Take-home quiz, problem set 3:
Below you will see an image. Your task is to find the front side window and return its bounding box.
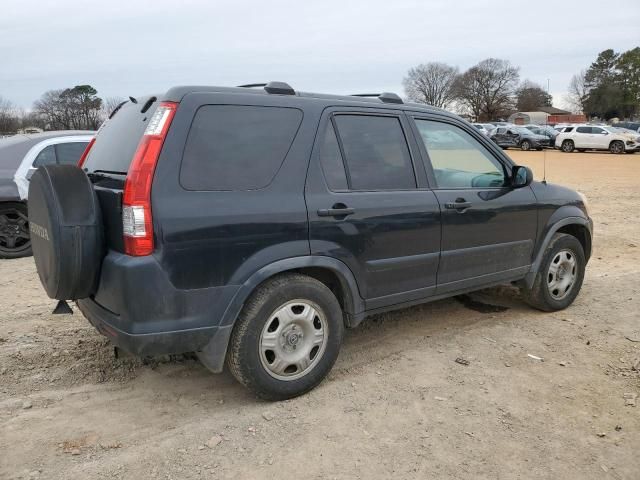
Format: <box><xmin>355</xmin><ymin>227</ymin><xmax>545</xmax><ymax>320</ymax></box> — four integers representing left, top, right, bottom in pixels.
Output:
<box><xmin>33</xmin><ymin>145</ymin><xmax>56</xmax><ymax>166</ymax></box>
<box><xmin>333</xmin><ymin>115</ymin><xmax>415</xmax><ymax>190</ymax></box>
<box><xmin>414</xmin><ymin>119</ymin><xmax>507</xmax><ymax>189</ymax></box>
<box><xmin>55</xmin><ymin>142</ymin><xmax>89</xmax><ymax>164</ymax></box>
<box><xmin>591</xmin><ymin>127</ymin><xmax>605</xmax><ymax>134</ymax></box>
<box><xmin>181</xmin><ymin>105</ymin><xmax>303</xmax><ymax>191</ymax></box>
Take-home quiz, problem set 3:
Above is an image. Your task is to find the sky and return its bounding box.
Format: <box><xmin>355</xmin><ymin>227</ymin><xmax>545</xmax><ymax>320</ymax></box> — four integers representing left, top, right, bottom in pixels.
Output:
<box><xmin>1</xmin><ymin>0</ymin><xmax>639</xmax><ymax>110</ymax></box>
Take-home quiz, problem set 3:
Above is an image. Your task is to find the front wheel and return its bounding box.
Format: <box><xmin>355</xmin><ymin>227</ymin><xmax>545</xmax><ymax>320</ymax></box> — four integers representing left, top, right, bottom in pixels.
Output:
<box><xmin>226</xmin><ymin>273</ymin><xmax>344</xmax><ymax>400</ymax></box>
<box><xmin>521</xmin><ymin>233</ymin><xmax>586</xmax><ymax>312</ymax></box>
<box><xmin>609</xmin><ymin>140</ymin><xmax>625</xmax><ymax>154</ymax></box>
<box><xmin>0</xmin><ymin>202</ymin><xmax>32</xmax><ymax>259</ymax></box>
<box><xmin>520</xmin><ymin>140</ymin><xmax>532</xmax><ymax>151</ymax></box>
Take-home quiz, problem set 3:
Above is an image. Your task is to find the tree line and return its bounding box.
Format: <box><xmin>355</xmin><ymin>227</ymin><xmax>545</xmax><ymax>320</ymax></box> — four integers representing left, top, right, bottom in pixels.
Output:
<box><xmin>566</xmin><ymin>47</ymin><xmax>640</xmax><ymax>120</ymax></box>
<box><xmin>0</xmin><ymin>86</ymin><xmax>123</xmax><ymax>134</ymax></box>
<box><xmin>404</xmin><ymin>47</ymin><xmax>639</xmax><ymax>121</ymax></box>
<box><xmin>403</xmin><ymin>59</ymin><xmax>550</xmax><ymax>121</ymax></box>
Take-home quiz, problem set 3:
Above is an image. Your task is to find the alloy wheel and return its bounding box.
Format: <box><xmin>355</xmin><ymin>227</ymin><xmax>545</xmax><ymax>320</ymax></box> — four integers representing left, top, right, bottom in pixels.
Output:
<box><xmin>0</xmin><ymin>209</ymin><xmax>30</xmax><ymax>254</ymax></box>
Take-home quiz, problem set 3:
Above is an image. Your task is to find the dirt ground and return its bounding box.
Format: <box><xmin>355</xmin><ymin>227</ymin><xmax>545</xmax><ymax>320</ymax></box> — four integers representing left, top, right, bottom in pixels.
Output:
<box><xmin>1</xmin><ymin>150</ymin><xmax>639</xmax><ymax>480</ymax></box>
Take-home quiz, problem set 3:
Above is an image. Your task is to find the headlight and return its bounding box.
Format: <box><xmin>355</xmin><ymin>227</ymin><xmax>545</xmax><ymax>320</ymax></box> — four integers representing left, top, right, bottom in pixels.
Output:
<box><xmin>577</xmin><ymin>191</ymin><xmax>589</xmax><ymax>213</ymax></box>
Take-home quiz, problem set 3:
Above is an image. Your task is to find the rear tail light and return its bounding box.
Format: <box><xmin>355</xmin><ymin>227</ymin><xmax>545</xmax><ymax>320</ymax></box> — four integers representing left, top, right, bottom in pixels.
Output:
<box><xmin>77</xmin><ymin>137</ymin><xmax>96</xmax><ymax>168</ymax></box>
<box><xmin>122</xmin><ymin>101</ymin><xmax>177</xmax><ymax>256</ymax></box>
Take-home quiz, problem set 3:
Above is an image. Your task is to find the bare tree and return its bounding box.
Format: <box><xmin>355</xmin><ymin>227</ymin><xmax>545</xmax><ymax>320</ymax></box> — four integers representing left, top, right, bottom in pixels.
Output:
<box><xmin>403</xmin><ymin>62</ymin><xmax>460</xmax><ymax>109</ymax></box>
<box><xmin>102</xmin><ymin>96</ymin><xmax>126</xmax><ymax>120</ymax></box>
<box><xmin>455</xmin><ymin>58</ymin><xmax>520</xmax><ymax>121</ymax></box>
<box><xmin>565</xmin><ymin>70</ymin><xmax>589</xmax><ymax>115</ymax></box>
<box><xmin>516</xmin><ymin>80</ymin><xmax>552</xmax><ymax>111</ymax></box>
<box><xmin>0</xmin><ymin>96</ymin><xmax>22</xmax><ymax>134</ymax></box>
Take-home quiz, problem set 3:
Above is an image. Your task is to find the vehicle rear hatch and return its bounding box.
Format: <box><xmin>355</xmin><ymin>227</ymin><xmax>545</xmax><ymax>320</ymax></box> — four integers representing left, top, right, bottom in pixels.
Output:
<box><xmin>82</xmin><ymin>96</ymin><xmax>159</xmax><ymax>252</ymax></box>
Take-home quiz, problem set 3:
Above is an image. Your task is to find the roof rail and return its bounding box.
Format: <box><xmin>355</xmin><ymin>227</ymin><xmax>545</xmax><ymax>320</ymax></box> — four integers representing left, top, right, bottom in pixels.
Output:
<box><xmin>237</xmin><ymin>81</ymin><xmax>296</xmax><ymax>96</ymax></box>
<box><xmin>350</xmin><ymin>92</ymin><xmax>404</xmax><ymax>104</ymax></box>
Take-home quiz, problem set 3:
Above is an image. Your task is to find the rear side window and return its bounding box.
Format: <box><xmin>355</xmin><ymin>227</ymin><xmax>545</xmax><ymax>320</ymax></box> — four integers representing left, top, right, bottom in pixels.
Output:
<box><xmin>564</xmin><ymin>127</ymin><xmax>574</xmax><ymax>132</ymax></box>
<box><xmin>576</xmin><ymin>126</ymin><xmax>591</xmax><ymax>133</ymax></box>
<box><xmin>333</xmin><ymin>115</ymin><xmax>415</xmax><ymax>190</ymax></box>
<box><xmin>55</xmin><ymin>142</ymin><xmax>88</xmax><ymax>164</ymax></box>
<box><xmin>319</xmin><ymin>123</ymin><xmax>348</xmax><ymax>191</ymax></box>
<box><xmin>181</xmin><ymin>105</ymin><xmax>303</xmax><ymax>191</ymax></box>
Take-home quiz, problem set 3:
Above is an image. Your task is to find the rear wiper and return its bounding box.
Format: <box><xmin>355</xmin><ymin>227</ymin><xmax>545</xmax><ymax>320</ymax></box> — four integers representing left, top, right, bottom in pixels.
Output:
<box><xmin>94</xmin><ymin>169</ymin><xmax>127</xmax><ymax>175</ymax></box>
<box><xmin>86</xmin><ymin>170</ymin><xmax>126</xmax><ymax>182</ymax></box>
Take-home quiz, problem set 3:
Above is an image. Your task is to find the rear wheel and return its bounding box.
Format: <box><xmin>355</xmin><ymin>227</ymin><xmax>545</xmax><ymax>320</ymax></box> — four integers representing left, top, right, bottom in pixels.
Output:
<box><xmin>609</xmin><ymin>140</ymin><xmax>625</xmax><ymax>154</ymax></box>
<box><xmin>520</xmin><ymin>140</ymin><xmax>532</xmax><ymax>151</ymax></box>
<box><xmin>226</xmin><ymin>274</ymin><xmax>344</xmax><ymax>400</ymax></box>
<box><xmin>0</xmin><ymin>202</ymin><xmax>31</xmax><ymax>259</ymax></box>
<box><xmin>561</xmin><ymin>140</ymin><xmax>575</xmax><ymax>153</ymax></box>
<box><xmin>521</xmin><ymin>233</ymin><xmax>585</xmax><ymax>312</ymax></box>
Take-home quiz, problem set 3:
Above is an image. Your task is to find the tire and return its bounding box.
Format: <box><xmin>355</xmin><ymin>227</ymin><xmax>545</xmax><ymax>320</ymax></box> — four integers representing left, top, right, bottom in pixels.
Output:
<box><xmin>609</xmin><ymin>140</ymin><xmax>625</xmax><ymax>154</ymax></box>
<box><xmin>520</xmin><ymin>140</ymin><xmax>532</xmax><ymax>151</ymax></box>
<box><xmin>226</xmin><ymin>273</ymin><xmax>344</xmax><ymax>401</ymax></box>
<box><xmin>28</xmin><ymin>165</ymin><xmax>104</xmax><ymax>300</ymax></box>
<box><xmin>561</xmin><ymin>140</ymin><xmax>574</xmax><ymax>153</ymax></box>
<box><xmin>521</xmin><ymin>233</ymin><xmax>586</xmax><ymax>312</ymax></box>
<box><xmin>0</xmin><ymin>202</ymin><xmax>32</xmax><ymax>259</ymax></box>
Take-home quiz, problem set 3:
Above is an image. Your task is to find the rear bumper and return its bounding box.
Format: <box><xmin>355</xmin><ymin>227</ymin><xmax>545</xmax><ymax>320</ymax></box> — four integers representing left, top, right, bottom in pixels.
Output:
<box><xmin>77</xmin><ymin>251</ymin><xmax>239</xmax><ymax>361</ymax></box>
<box><xmin>77</xmin><ymin>297</ymin><xmax>220</xmax><ymax>356</ymax></box>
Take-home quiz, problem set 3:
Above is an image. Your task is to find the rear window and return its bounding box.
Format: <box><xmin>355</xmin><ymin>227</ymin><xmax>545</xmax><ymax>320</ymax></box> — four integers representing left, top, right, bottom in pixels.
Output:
<box><xmin>180</xmin><ymin>105</ymin><xmax>303</xmax><ymax>191</ymax></box>
<box><xmin>83</xmin><ymin>97</ymin><xmax>158</xmax><ymax>173</ymax></box>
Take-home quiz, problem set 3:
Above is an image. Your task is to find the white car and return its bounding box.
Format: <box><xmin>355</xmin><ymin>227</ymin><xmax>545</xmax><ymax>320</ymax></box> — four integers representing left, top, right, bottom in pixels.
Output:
<box><xmin>555</xmin><ymin>125</ymin><xmax>640</xmax><ymax>154</ymax></box>
<box><xmin>0</xmin><ymin>131</ymin><xmax>94</xmax><ymax>258</ymax></box>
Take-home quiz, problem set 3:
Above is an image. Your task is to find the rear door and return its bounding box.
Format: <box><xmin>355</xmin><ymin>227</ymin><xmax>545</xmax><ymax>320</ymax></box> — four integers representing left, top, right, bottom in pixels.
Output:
<box><xmin>409</xmin><ymin>115</ymin><xmax>538</xmax><ymax>293</ymax></box>
<box><xmin>574</xmin><ymin>126</ymin><xmax>592</xmax><ymax>148</ymax></box>
<box><xmin>306</xmin><ymin>108</ymin><xmax>441</xmax><ymax>308</ymax></box>
<box><xmin>589</xmin><ymin>126</ymin><xmax>608</xmax><ymax>148</ymax></box>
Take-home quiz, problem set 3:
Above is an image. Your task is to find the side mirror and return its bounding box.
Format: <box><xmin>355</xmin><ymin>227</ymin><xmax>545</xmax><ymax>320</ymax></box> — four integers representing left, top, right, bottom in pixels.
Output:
<box><xmin>512</xmin><ymin>165</ymin><xmax>533</xmax><ymax>188</ymax></box>
<box><xmin>26</xmin><ymin>167</ymin><xmax>38</xmax><ymax>180</ymax></box>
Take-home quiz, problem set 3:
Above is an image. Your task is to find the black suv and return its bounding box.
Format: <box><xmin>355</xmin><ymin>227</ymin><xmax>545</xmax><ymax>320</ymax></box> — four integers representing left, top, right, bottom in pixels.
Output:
<box><xmin>28</xmin><ymin>82</ymin><xmax>592</xmax><ymax>400</ymax></box>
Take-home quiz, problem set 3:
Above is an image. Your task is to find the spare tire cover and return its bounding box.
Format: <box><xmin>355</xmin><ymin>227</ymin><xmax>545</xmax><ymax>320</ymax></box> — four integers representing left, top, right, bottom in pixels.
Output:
<box><xmin>28</xmin><ymin>164</ymin><xmax>104</xmax><ymax>300</ymax></box>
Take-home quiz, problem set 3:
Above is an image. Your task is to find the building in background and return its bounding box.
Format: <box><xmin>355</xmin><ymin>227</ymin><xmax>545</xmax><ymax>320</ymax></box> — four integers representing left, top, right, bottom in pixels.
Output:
<box><xmin>509</xmin><ymin>107</ymin><xmax>586</xmax><ymax>125</ymax></box>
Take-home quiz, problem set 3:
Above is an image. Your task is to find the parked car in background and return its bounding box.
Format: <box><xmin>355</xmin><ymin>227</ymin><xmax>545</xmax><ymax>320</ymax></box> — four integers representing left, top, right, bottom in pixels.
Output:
<box><xmin>0</xmin><ymin>131</ymin><xmax>94</xmax><ymax>258</ymax></box>
<box><xmin>555</xmin><ymin>125</ymin><xmax>640</xmax><ymax>154</ymax></box>
<box><xmin>473</xmin><ymin>123</ymin><xmax>495</xmax><ymax>136</ymax></box>
<box><xmin>524</xmin><ymin>124</ymin><xmax>558</xmax><ymax>145</ymax></box>
<box><xmin>490</xmin><ymin>126</ymin><xmax>550</xmax><ymax>151</ymax></box>
<box><xmin>614</xmin><ymin>121</ymin><xmax>640</xmax><ymax>133</ymax></box>
<box><xmin>26</xmin><ymin>83</ymin><xmax>592</xmax><ymax>400</ymax></box>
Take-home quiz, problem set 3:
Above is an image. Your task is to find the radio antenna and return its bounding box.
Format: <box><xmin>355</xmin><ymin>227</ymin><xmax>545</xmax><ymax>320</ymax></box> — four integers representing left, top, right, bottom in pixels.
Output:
<box><xmin>542</xmin><ymin>78</ymin><xmax>550</xmax><ymax>184</ymax></box>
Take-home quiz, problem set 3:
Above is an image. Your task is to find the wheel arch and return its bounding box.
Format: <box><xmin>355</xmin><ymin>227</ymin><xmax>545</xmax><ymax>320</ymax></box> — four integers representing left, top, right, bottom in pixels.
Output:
<box><xmin>524</xmin><ymin>214</ymin><xmax>592</xmax><ymax>289</ymax></box>
<box><xmin>198</xmin><ymin>256</ymin><xmax>365</xmax><ymax>373</ymax></box>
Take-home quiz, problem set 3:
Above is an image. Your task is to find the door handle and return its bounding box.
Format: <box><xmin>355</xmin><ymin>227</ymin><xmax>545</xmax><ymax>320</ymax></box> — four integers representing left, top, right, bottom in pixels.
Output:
<box><xmin>317</xmin><ymin>205</ymin><xmax>355</xmax><ymax>217</ymax></box>
<box><xmin>444</xmin><ymin>199</ymin><xmax>472</xmax><ymax>211</ymax></box>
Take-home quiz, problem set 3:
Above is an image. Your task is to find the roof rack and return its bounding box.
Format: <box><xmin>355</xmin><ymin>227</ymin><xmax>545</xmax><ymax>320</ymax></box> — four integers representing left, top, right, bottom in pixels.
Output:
<box><xmin>237</xmin><ymin>81</ymin><xmax>295</xmax><ymax>96</ymax></box>
<box><xmin>351</xmin><ymin>92</ymin><xmax>404</xmax><ymax>104</ymax></box>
